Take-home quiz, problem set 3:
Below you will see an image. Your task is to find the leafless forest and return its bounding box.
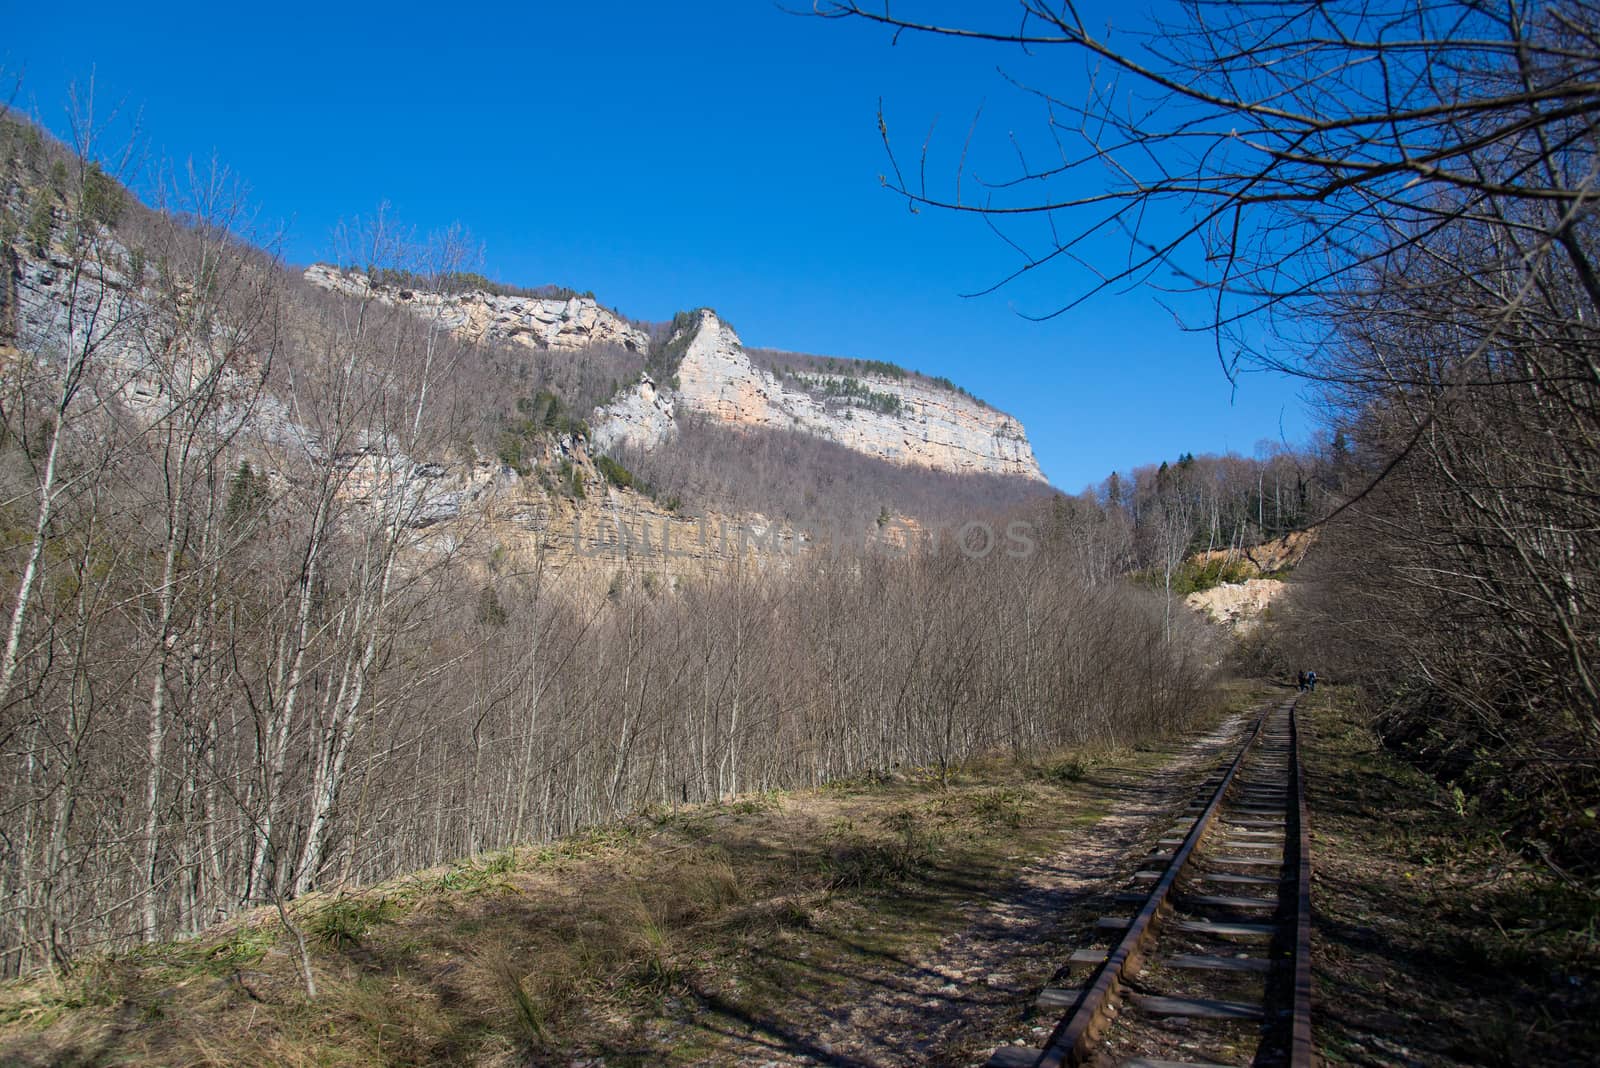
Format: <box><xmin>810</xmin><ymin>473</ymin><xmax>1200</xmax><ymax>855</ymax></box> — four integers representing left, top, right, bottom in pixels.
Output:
<box><xmin>0</xmin><ymin>110</ymin><xmax>1276</xmax><ymax>979</ymax></box>
<box><xmin>6</xmin><ymin>0</ymin><xmax>1596</xmax><ymax>988</ymax></box>
<box><xmin>826</xmin><ymin>0</ymin><xmax>1600</xmax><ymax>869</ymax></box>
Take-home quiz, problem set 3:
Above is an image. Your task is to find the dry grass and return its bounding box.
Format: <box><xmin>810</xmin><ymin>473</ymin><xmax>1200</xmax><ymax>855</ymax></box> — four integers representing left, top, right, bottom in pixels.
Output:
<box><xmin>0</xmin><ymin>719</ymin><xmax>1235</xmax><ymax>1067</ymax></box>
<box><xmin>1304</xmin><ymin>686</ymin><xmax>1600</xmax><ymax>1066</ymax></box>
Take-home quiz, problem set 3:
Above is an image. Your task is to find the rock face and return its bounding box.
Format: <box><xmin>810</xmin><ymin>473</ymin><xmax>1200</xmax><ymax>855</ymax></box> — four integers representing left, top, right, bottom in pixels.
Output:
<box><xmin>11</xmin><ymin>241</ymin><xmax>140</xmax><ymax>369</ymax></box>
<box><xmin>1185</xmin><ymin>578</ymin><xmax>1288</xmax><ymax>632</ymax></box>
<box><xmin>296</xmin><ymin>275</ymin><xmax>1042</xmax><ymax>481</ymax></box>
<box><xmin>302</xmin><ymin>264</ymin><xmax>650</xmax><ymax>353</ymax></box>
<box><xmin>8</xmin><ymin>231</ymin><xmax>1040</xmax><ymax>601</ymax></box>
<box><xmin>10</xmin><ymin>242</ymin><xmax>299</xmax><ymax>446</ymax></box>
<box><xmin>593</xmin><ymin>310</ymin><xmax>1044</xmax><ymax>480</ymax></box>
<box><xmin>1190</xmin><ymin>530</ymin><xmax>1317</xmax><ymax>577</ymax></box>
<box><xmin>599</xmin><ymin>372</ymin><xmax>676</xmax><ymax>448</ymax></box>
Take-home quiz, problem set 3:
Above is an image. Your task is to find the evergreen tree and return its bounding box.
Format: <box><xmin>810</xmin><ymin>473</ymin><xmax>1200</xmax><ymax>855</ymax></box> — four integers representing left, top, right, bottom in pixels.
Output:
<box><xmin>224</xmin><ymin>460</ymin><xmax>269</xmax><ymax>528</ymax></box>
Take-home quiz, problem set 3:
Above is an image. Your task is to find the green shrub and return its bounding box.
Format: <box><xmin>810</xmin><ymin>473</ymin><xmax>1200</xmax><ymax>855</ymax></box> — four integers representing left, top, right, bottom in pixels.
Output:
<box><xmin>496</xmin><ymin>390</ymin><xmax>596</xmax><ymax>475</ymax></box>
<box><xmin>224</xmin><ymin>460</ymin><xmax>270</xmax><ymax>528</ymax></box>
<box><xmin>856</xmin><ymin>357</ymin><xmax>907</xmax><ymax>379</ymax></box>
<box><xmin>309</xmin><ymin>896</ymin><xmax>395</xmax><ymax>949</ymax></box>
<box><xmin>82</xmin><ymin>163</ymin><xmax>126</xmax><ymax>227</ymax></box>
<box><xmin>1135</xmin><ymin>555</ymin><xmax>1258</xmax><ymax>596</ymax></box>
<box><xmin>26</xmin><ymin>198</ymin><xmax>52</xmax><ymax>253</ymax></box>
<box><xmin>967</xmin><ymin>788</ymin><xmax>1028</xmax><ymax>827</ymax></box>
<box><xmin>496</xmin><ymin>432</ymin><xmax>531</xmax><ymax>476</ymax></box>
<box><xmin>202</xmin><ymin>927</ymin><xmax>277</xmax><ymax>967</ymax></box>
<box><xmin>1173</xmin><ymin>556</ymin><xmax>1256</xmax><ymax>595</ymax></box>
<box><xmin>647</xmin><ymin>309</ymin><xmax>704</xmax><ymax>381</ymax></box>
<box><xmin>724</xmin><ymin>789</ymin><xmax>784</xmax><ymax>815</ymax></box>
<box><xmin>926</xmin><ymin>374</ymin><xmax>984</xmax><ymax>405</ymax></box>
<box><xmin>1040</xmin><ymin>755</ymin><xmax>1093</xmax><ymax>784</ymax></box>
<box><xmin>429</xmin><ymin>853</ymin><xmax>517</xmax><ymax>895</ymax></box>
<box><xmin>823</xmin><ymin>819</ymin><xmax>940</xmax><ymax>890</ymax></box>
<box><xmin>789</xmin><ymin>372</ymin><xmax>904</xmax><ymax>415</ymax></box>
<box><xmin>364</xmin><ymin>265</ymin><xmax>593</xmax><ymax>301</ymax></box>
<box><xmin>500</xmin><ymin>961</ymin><xmax>551</xmax><ymax>1045</ymax></box>
<box><xmin>594</xmin><ymin>454</ymin><xmax>634</xmax><ymax>488</ymax></box>
<box><xmin>558</xmin><ymin>460</ymin><xmax>585</xmax><ymax>499</ymax></box>
<box><xmin>477</xmin><ymin>585</ymin><xmax>509</xmax><ymax>627</ymax></box>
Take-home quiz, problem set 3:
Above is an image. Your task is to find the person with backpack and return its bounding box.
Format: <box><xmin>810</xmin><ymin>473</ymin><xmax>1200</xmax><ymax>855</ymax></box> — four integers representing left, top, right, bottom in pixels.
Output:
<box><xmin>1306</xmin><ymin>670</ymin><xmax>1317</xmax><ymax>693</ymax></box>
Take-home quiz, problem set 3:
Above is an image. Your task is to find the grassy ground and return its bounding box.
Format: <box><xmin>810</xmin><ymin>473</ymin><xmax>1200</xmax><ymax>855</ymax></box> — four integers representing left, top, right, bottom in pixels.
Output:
<box><xmin>10</xmin><ymin>686</ymin><xmax>1586</xmax><ymax>1068</ymax></box>
<box><xmin>1305</xmin><ymin>685</ymin><xmax>1600</xmax><ymax>1066</ymax></box>
<box><xmin>0</xmin><ymin>700</ymin><xmax>1248</xmax><ymax>1068</ymax></box>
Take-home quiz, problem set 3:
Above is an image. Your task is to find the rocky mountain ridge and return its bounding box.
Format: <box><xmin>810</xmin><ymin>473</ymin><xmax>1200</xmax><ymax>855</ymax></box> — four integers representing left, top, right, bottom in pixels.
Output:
<box><xmin>7</xmin><ymin>242</ymin><xmax>876</xmax><ymax>589</ymax></box>
<box><xmin>302</xmin><ymin>265</ymin><xmax>1047</xmax><ymax>482</ymax></box>
<box><xmin>302</xmin><ymin>264</ymin><xmax>650</xmax><ymax>353</ymax></box>
<box><xmin>592</xmin><ymin>309</ymin><xmax>1045</xmax><ymax>481</ymax></box>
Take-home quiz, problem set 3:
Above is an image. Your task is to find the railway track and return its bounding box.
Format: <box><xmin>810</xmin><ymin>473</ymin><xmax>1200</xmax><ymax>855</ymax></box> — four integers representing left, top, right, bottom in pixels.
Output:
<box><xmin>986</xmin><ymin>697</ymin><xmax>1313</xmax><ymax>1068</ymax></box>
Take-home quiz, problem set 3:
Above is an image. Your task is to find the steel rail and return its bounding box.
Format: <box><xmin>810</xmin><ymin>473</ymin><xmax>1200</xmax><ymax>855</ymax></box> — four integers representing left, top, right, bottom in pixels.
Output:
<box><xmin>1289</xmin><ymin>703</ymin><xmax>1315</xmax><ymax>1068</ymax></box>
<box><xmin>1030</xmin><ymin>700</ymin><xmax>1280</xmax><ymax>1068</ymax></box>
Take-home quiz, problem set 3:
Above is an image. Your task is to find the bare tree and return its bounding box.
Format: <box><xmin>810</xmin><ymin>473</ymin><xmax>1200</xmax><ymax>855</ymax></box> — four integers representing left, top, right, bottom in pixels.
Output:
<box><xmin>817</xmin><ymin>1</ymin><xmax>1600</xmax><ymax>363</ymax></box>
<box><xmin>0</xmin><ymin>86</ymin><xmax>140</xmax><ymax>720</ymax></box>
<box><xmin>1</xmin><ymin>87</ymin><xmax>1237</xmax><ymax>976</ymax></box>
<box><xmin>130</xmin><ymin>155</ymin><xmax>279</xmax><ymax>940</ymax></box>
<box><xmin>820</xmin><ymin>1</ymin><xmax>1600</xmax><ymax>862</ymax></box>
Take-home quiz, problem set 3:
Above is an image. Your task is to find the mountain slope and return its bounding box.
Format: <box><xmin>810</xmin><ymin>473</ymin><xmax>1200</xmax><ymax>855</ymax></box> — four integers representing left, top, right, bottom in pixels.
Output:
<box><xmin>302</xmin><ymin>263</ymin><xmax>650</xmax><ymax>353</ymax></box>
<box><xmin>593</xmin><ymin>308</ymin><xmax>1045</xmax><ymax>480</ymax></box>
<box><xmin>298</xmin><ymin>266</ymin><xmax>1047</xmax><ymax>486</ymax></box>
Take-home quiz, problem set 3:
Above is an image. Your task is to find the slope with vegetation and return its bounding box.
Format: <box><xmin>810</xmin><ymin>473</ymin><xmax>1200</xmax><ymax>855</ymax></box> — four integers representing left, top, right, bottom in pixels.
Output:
<box><xmin>1303</xmin><ymin>688</ymin><xmax>1600</xmax><ymax>1065</ymax></box>
<box><xmin>0</xmin><ymin>691</ymin><xmax>1248</xmax><ymax>1066</ymax></box>
<box><xmin>827</xmin><ymin>0</ymin><xmax>1600</xmax><ymax>884</ymax></box>
<box><xmin>0</xmin><ymin>105</ymin><xmax>1223</xmax><ymax>990</ymax></box>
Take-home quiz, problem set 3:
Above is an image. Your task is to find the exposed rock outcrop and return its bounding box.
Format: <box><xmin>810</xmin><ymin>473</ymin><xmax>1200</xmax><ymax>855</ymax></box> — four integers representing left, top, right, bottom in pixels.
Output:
<box><xmin>295</xmin><ymin>274</ymin><xmax>1044</xmax><ymax>481</ymax></box>
<box><xmin>597</xmin><ymin>372</ymin><xmax>676</xmax><ymax>450</ymax></box>
<box><xmin>10</xmin><ymin>241</ymin><xmax>302</xmax><ymax>448</ymax></box>
<box><xmin>1190</xmin><ymin>530</ymin><xmax>1316</xmax><ymax>577</ymax></box>
<box><xmin>1185</xmin><ymin>578</ymin><xmax>1288</xmax><ymax>632</ymax></box>
<box><xmin>12</xmin><ymin>241</ymin><xmax>140</xmax><ymax>368</ymax></box>
<box><xmin>593</xmin><ymin>309</ymin><xmax>1044</xmax><ymax>480</ymax></box>
<box><xmin>8</xmin><ymin>215</ymin><xmax>1040</xmax><ymax>605</ymax></box>
<box><xmin>303</xmin><ymin>264</ymin><xmax>650</xmax><ymax>353</ymax></box>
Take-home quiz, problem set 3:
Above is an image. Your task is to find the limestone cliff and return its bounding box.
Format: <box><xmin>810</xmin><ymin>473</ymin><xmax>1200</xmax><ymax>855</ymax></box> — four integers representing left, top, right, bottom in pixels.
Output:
<box><xmin>298</xmin><ymin>271</ymin><xmax>1044</xmax><ymax>481</ymax></box>
<box><xmin>302</xmin><ymin>264</ymin><xmax>650</xmax><ymax>353</ymax></box>
<box><xmin>5</xmin><ymin>202</ymin><xmax>1034</xmax><ymax>600</ymax></box>
<box><xmin>593</xmin><ymin>309</ymin><xmax>1045</xmax><ymax>481</ymax></box>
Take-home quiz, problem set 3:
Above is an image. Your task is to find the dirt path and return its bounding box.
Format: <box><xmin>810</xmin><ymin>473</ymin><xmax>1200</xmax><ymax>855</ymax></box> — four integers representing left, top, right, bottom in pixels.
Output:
<box><xmin>735</xmin><ymin>713</ymin><xmax>1249</xmax><ymax>1068</ymax></box>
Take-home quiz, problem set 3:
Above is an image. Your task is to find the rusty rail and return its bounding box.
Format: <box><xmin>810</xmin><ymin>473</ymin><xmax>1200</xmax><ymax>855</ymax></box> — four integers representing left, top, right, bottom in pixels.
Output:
<box><xmin>1031</xmin><ymin>701</ymin><xmax>1277</xmax><ymax>1068</ymax></box>
<box><xmin>1289</xmin><ymin>704</ymin><xmax>1315</xmax><ymax>1068</ymax></box>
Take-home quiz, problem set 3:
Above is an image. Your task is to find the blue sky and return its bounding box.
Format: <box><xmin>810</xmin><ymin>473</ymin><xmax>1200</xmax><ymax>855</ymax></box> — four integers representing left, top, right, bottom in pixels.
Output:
<box><xmin>6</xmin><ymin>0</ymin><xmax>1311</xmax><ymax>491</ymax></box>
